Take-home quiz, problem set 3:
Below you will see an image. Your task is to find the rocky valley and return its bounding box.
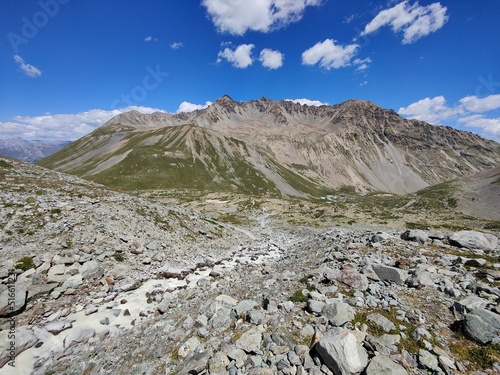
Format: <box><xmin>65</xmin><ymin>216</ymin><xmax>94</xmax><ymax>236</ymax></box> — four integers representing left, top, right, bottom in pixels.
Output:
<box><xmin>1</xmin><ymin>97</ymin><xmax>500</xmax><ymax>374</ymax></box>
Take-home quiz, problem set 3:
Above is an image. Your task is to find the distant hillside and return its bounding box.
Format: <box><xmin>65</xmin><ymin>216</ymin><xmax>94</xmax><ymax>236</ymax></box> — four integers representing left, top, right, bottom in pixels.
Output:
<box><xmin>0</xmin><ymin>138</ymin><xmax>71</xmax><ymax>162</ymax></box>
<box><xmin>39</xmin><ymin>97</ymin><xmax>500</xmax><ymax>197</ymax></box>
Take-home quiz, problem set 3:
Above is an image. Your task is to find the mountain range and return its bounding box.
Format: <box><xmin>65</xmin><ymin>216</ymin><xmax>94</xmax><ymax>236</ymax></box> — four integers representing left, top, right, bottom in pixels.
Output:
<box><xmin>38</xmin><ymin>96</ymin><xmax>500</xmax><ymax>197</ymax></box>
<box><xmin>0</xmin><ymin>138</ymin><xmax>71</xmax><ymax>162</ymax></box>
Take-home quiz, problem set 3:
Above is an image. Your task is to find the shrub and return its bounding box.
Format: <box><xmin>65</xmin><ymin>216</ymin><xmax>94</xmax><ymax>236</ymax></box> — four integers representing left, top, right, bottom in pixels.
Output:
<box><xmin>15</xmin><ymin>256</ymin><xmax>34</xmax><ymax>271</ymax></box>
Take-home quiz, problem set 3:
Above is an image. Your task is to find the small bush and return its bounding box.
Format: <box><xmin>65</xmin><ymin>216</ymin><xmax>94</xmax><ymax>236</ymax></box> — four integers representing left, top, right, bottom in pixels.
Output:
<box><xmin>289</xmin><ymin>289</ymin><xmax>308</xmax><ymax>303</ymax></box>
<box><xmin>0</xmin><ymin>160</ymin><xmax>13</xmax><ymax>169</ymax></box>
<box><xmin>113</xmin><ymin>253</ymin><xmax>124</xmax><ymax>262</ymax></box>
<box><xmin>15</xmin><ymin>256</ymin><xmax>34</xmax><ymax>271</ymax></box>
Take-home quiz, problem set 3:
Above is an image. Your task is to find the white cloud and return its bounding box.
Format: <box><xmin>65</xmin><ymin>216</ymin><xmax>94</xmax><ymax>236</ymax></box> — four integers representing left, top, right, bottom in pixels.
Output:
<box><xmin>217</xmin><ymin>44</ymin><xmax>255</xmax><ymax>68</ymax></box>
<box><xmin>259</xmin><ymin>48</ymin><xmax>284</xmax><ymax>69</ymax></box>
<box><xmin>459</xmin><ymin>94</ymin><xmax>500</xmax><ymax>113</ymax></box>
<box><xmin>176</xmin><ymin>101</ymin><xmax>212</xmax><ymax>113</ymax></box>
<box><xmin>13</xmin><ymin>55</ymin><xmax>42</xmax><ymax>78</ymax></box>
<box><xmin>0</xmin><ymin>106</ymin><xmax>165</xmax><ymax>141</ymax></box>
<box><xmin>361</xmin><ymin>1</ymin><xmax>448</xmax><ymax>44</ymax></box>
<box><xmin>302</xmin><ymin>39</ymin><xmax>359</xmax><ymax>70</ymax></box>
<box><xmin>398</xmin><ymin>96</ymin><xmax>462</xmax><ymax>122</ymax></box>
<box><xmin>171</xmin><ymin>42</ymin><xmax>184</xmax><ymax>49</ymax></box>
<box><xmin>353</xmin><ymin>57</ymin><xmax>372</xmax><ymax>71</ymax></box>
<box><xmin>458</xmin><ymin>115</ymin><xmax>500</xmax><ymax>140</ymax></box>
<box><xmin>399</xmin><ymin>94</ymin><xmax>500</xmax><ymax>141</ymax></box>
<box><xmin>145</xmin><ymin>36</ymin><xmax>158</xmax><ymax>42</ymax></box>
<box><xmin>284</xmin><ymin>98</ymin><xmax>328</xmax><ymax>106</ymax></box>
<box><xmin>202</xmin><ymin>0</ymin><xmax>322</xmax><ymax>35</ymax></box>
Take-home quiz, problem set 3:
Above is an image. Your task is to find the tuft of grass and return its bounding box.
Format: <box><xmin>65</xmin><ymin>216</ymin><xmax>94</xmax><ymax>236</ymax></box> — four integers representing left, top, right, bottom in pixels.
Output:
<box><xmin>113</xmin><ymin>252</ymin><xmax>124</xmax><ymax>262</ymax></box>
<box><xmin>289</xmin><ymin>289</ymin><xmax>308</xmax><ymax>303</ymax></box>
<box><xmin>15</xmin><ymin>256</ymin><xmax>35</xmax><ymax>271</ymax></box>
<box><xmin>450</xmin><ymin>341</ymin><xmax>500</xmax><ymax>370</ymax></box>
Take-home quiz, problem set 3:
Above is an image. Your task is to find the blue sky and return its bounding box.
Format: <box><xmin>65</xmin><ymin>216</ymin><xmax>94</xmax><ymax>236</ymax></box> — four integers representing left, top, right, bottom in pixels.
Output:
<box><xmin>0</xmin><ymin>0</ymin><xmax>499</xmax><ymax>141</ymax></box>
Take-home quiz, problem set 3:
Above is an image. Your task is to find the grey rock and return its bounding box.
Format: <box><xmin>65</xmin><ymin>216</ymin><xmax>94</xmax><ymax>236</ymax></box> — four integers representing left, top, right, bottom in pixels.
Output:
<box><xmin>322</xmin><ymin>302</ymin><xmax>355</xmax><ymax>327</ymax></box>
<box><xmin>370</xmin><ymin>264</ymin><xmax>408</xmax><ymax>285</ymax></box>
<box><xmin>314</xmin><ymin>328</ymin><xmax>368</xmax><ymax>375</ymax></box>
<box><xmin>418</xmin><ymin>349</ymin><xmax>443</xmax><ymax>373</ymax></box>
<box><xmin>0</xmin><ymin>282</ymin><xmax>28</xmax><ymax>315</ymax></box>
<box><xmin>129</xmin><ymin>239</ymin><xmax>144</xmax><ymax>254</ymax></box>
<box><xmin>365</xmin><ymin>354</ymin><xmax>408</xmax><ymax>375</ymax></box>
<box><xmin>235</xmin><ymin>299</ymin><xmax>258</xmax><ymax>317</ymax></box>
<box><xmin>0</xmin><ymin>326</ymin><xmax>39</xmax><ymax>368</ymax></box>
<box><xmin>370</xmin><ymin>232</ymin><xmax>392</xmax><ymax>243</ymax></box>
<box><xmin>464</xmin><ymin>308</ymin><xmax>500</xmax><ymax>344</ymax></box>
<box><xmin>45</xmin><ymin>320</ymin><xmax>72</xmax><ymax>335</ymax></box>
<box><xmin>209</xmin><ymin>351</ymin><xmax>230</xmax><ymax>373</ymax></box>
<box><xmin>64</xmin><ymin>327</ymin><xmax>96</xmax><ymax>348</ymax></box>
<box><xmin>307</xmin><ymin>299</ymin><xmax>326</xmax><ymax>315</ymax></box>
<box><xmin>80</xmin><ymin>260</ymin><xmax>103</xmax><ymax>280</ymax></box>
<box><xmin>367</xmin><ymin>313</ymin><xmax>396</xmax><ymax>332</ymax></box>
<box><xmin>178</xmin><ymin>336</ymin><xmax>201</xmax><ymax>359</ymax></box>
<box><xmin>449</xmin><ymin>230</ymin><xmax>498</xmax><ymax>252</ymax></box>
<box><xmin>236</xmin><ymin>327</ymin><xmax>262</xmax><ymax>354</ymax></box>
<box><xmin>176</xmin><ymin>350</ymin><xmax>212</xmax><ymax>375</ymax></box>
<box><xmin>61</xmin><ymin>274</ymin><xmax>83</xmax><ymax>290</ymax></box>
<box><xmin>340</xmin><ymin>267</ymin><xmax>369</xmax><ymax>291</ymax></box>
<box><xmin>401</xmin><ymin>230</ymin><xmax>428</xmax><ymax>244</ymax></box>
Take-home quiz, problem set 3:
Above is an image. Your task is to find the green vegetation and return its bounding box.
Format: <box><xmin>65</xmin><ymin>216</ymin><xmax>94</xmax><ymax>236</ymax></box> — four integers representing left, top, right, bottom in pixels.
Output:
<box><xmin>289</xmin><ymin>289</ymin><xmax>308</xmax><ymax>303</ymax></box>
<box><xmin>450</xmin><ymin>342</ymin><xmax>500</xmax><ymax>370</ymax></box>
<box><xmin>113</xmin><ymin>252</ymin><xmax>124</xmax><ymax>262</ymax></box>
<box><xmin>0</xmin><ymin>160</ymin><xmax>13</xmax><ymax>169</ymax></box>
<box><xmin>15</xmin><ymin>256</ymin><xmax>35</xmax><ymax>271</ymax></box>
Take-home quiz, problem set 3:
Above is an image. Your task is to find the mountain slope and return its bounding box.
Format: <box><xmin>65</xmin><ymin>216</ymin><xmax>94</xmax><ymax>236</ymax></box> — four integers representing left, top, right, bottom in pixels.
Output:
<box><xmin>39</xmin><ymin>97</ymin><xmax>500</xmax><ymax>196</ymax></box>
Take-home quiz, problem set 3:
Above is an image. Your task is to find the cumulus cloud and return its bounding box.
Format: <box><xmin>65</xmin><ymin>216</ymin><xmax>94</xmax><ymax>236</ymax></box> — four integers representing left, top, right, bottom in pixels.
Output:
<box><xmin>459</xmin><ymin>94</ymin><xmax>500</xmax><ymax>113</ymax></box>
<box><xmin>170</xmin><ymin>42</ymin><xmax>184</xmax><ymax>49</ymax></box>
<box><xmin>14</xmin><ymin>55</ymin><xmax>42</xmax><ymax>78</ymax></box>
<box><xmin>458</xmin><ymin>115</ymin><xmax>500</xmax><ymax>140</ymax></box>
<box><xmin>399</xmin><ymin>94</ymin><xmax>500</xmax><ymax>141</ymax></box>
<box><xmin>259</xmin><ymin>48</ymin><xmax>284</xmax><ymax>69</ymax></box>
<box><xmin>202</xmin><ymin>0</ymin><xmax>322</xmax><ymax>35</ymax></box>
<box><xmin>398</xmin><ymin>96</ymin><xmax>462</xmax><ymax>122</ymax></box>
<box><xmin>361</xmin><ymin>1</ymin><xmax>448</xmax><ymax>44</ymax></box>
<box><xmin>302</xmin><ymin>39</ymin><xmax>359</xmax><ymax>70</ymax></box>
<box><xmin>217</xmin><ymin>44</ymin><xmax>255</xmax><ymax>68</ymax></box>
<box><xmin>145</xmin><ymin>36</ymin><xmax>158</xmax><ymax>42</ymax></box>
<box><xmin>284</xmin><ymin>98</ymin><xmax>328</xmax><ymax>106</ymax></box>
<box><xmin>176</xmin><ymin>101</ymin><xmax>212</xmax><ymax>113</ymax></box>
<box><xmin>0</xmin><ymin>106</ymin><xmax>165</xmax><ymax>141</ymax></box>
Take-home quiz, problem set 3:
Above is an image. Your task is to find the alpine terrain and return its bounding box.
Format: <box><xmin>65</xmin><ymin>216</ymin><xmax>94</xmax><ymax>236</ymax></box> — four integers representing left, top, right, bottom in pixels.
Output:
<box><xmin>39</xmin><ymin>96</ymin><xmax>500</xmax><ymax>197</ymax></box>
<box><xmin>1</xmin><ymin>97</ymin><xmax>500</xmax><ymax>374</ymax></box>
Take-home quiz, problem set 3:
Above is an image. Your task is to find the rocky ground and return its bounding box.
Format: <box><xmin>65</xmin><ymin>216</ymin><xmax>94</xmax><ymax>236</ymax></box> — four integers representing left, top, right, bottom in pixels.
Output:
<box><xmin>1</xmin><ymin>156</ymin><xmax>500</xmax><ymax>374</ymax></box>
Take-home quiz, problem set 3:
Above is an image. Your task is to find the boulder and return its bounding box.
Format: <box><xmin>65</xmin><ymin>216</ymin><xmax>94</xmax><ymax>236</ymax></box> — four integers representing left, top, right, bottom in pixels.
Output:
<box><xmin>464</xmin><ymin>308</ymin><xmax>500</xmax><ymax>344</ymax></box>
<box><xmin>80</xmin><ymin>260</ymin><xmax>103</xmax><ymax>280</ymax></box>
<box><xmin>236</xmin><ymin>327</ymin><xmax>262</xmax><ymax>354</ymax></box>
<box><xmin>340</xmin><ymin>267</ymin><xmax>369</xmax><ymax>291</ymax></box>
<box><xmin>0</xmin><ymin>326</ymin><xmax>39</xmax><ymax>368</ymax></box>
<box><xmin>401</xmin><ymin>230</ymin><xmax>428</xmax><ymax>244</ymax></box>
<box><xmin>367</xmin><ymin>313</ymin><xmax>396</xmax><ymax>332</ymax></box>
<box><xmin>45</xmin><ymin>320</ymin><xmax>73</xmax><ymax>335</ymax></box>
<box><xmin>366</xmin><ymin>354</ymin><xmax>408</xmax><ymax>375</ymax></box>
<box><xmin>314</xmin><ymin>328</ymin><xmax>368</xmax><ymax>374</ymax></box>
<box><xmin>370</xmin><ymin>264</ymin><xmax>408</xmax><ymax>285</ymax></box>
<box><xmin>449</xmin><ymin>231</ymin><xmax>498</xmax><ymax>252</ymax></box>
<box><xmin>64</xmin><ymin>327</ymin><xmax>96</xmax><ymax>348</ymax></box>
<box><xmin>61</xmin><ymin>274</ymin><xmax>83</xmax><ymax>290</ymax></box>
<box><xmin>0</xmin><ymin>283</ymin><xmax>28</xmax><ymax>316</ymax></box>
<box><xmin>322</xmin><ymin>302</ymin><xmax>355</xmax><ymax>327</ymax></box>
